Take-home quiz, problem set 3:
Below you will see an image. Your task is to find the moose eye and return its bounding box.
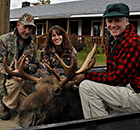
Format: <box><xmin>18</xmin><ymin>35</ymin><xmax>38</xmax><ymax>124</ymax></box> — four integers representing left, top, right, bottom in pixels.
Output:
<box><xmin>55</xmin><ymin>88</ymin><xmax>60</xmax><ymax>93</ymax></box>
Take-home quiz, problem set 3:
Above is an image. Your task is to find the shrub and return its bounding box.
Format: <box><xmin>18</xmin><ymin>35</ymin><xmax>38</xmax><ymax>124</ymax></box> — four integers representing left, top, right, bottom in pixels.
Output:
<box><xmin>69</xmin><ymin>34</ymin><xmax>85</xmax><ymax>52</ymax></box>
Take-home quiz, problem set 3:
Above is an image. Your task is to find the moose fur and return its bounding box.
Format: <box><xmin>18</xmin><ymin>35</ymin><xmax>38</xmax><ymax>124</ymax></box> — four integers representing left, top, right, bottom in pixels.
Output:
<box><xmin>15</xmin><ymin>74</ymin><xmax>84</xmax><ymax>127</ymax></box>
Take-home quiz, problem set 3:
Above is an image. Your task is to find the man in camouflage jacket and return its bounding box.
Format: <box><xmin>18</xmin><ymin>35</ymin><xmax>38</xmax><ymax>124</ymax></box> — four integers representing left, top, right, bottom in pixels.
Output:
<box><xmin>0</xmin><ymin>13</ymin><xmax>39</xmax><ymax>120</ymax></box>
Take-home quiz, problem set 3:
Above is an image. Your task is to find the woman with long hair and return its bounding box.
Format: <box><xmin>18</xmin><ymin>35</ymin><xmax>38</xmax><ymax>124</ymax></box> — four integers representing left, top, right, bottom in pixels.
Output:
<box><xmin>39</xmin><ymin>25</ymin><xmax>78</xmax><ymax>78</ymax></box>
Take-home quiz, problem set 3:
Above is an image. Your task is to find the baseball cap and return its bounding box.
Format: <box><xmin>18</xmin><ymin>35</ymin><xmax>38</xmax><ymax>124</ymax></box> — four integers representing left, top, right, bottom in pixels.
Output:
<box><xmin>103</xmin><ymin>3</ymin><xmax>130</xmax><ymax>18</ymax></box>
<box><xmin>18</xmin><ymin>13</ymin><xmax>36</xmax><ymax>27</ymax></box>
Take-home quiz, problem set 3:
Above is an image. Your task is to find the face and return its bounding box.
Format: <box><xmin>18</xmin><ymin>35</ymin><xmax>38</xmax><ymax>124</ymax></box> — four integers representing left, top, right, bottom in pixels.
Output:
<box><xmin>17</xmin><ymin>23</ymin><xmax>33</xmax><ymax>39</ymax></box>
<box><xmin>106</xmin><ymin>17</ymin><xmax>129</xmax><ymax>39</ymax></box>
<box><xmin>51</xmin><ymin>30</ymin><xmax>63</xmax><ymax>46</ymax></box>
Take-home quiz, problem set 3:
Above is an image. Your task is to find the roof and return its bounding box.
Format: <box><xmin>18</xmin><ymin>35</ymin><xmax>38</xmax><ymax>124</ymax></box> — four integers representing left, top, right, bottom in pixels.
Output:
<box><xmin>10</xmin><ymin>0</ymin><xmax>140</xmax><ymax>21</ymax></box>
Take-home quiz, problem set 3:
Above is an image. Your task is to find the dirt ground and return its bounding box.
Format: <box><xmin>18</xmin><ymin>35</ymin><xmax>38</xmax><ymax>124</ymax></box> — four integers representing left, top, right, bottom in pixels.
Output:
<box><xmin>0</xmin><ymin>104</ymin><xmax>20</xmax><ymax>130</ymax></box>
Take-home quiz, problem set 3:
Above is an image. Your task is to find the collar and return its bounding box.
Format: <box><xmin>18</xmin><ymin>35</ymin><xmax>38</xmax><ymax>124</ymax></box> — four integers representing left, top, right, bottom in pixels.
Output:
<box><xmin>108</xmin><ymin>24</ymin><xmax>132</xmax><ymax>44</ymax></box>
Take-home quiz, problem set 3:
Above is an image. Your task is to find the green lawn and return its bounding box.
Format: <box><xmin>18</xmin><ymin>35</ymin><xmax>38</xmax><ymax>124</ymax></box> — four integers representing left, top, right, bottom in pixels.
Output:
<box><xmin>37</xmin><ymin>50</ymin><xmax>41</xmax><ymax>60</ymax></box>
<box><xmin>77</xmin><ymin>52</ymin><xmax>106</xmax><ymax>67</ymax></box>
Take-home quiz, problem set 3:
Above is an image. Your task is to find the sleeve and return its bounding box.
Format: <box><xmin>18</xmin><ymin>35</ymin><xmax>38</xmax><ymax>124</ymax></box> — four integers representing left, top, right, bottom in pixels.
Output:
<box><xmin>0</xmin><ymin>39</ymin><xmax>7</xmax><ymax>74</ymax></box>
<box><xmin>71</xmin><ymin>47</ymin><xmax>78</xmax><ymax>69</ymax></box>
<box><xmin>85</xmin><ymin>43</ymin><xmax>140</xmax><ymax>86</ymax></box>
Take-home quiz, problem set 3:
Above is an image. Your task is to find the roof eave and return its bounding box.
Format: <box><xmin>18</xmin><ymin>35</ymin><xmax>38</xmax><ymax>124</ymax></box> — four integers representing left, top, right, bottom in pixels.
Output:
<box><xmin>10</xmin><ymin>12</ymin><xmax>140</xmax><ymax>21</ymax></box>
<box><xmin>130</xmin><ymin>12</ymin><xmax>140</xmax><ymax>15</ymax></box>
<box><xmin>70</xmin><ymin>13</ymin><xmax>103</xmax><ymax>18</ymax></box>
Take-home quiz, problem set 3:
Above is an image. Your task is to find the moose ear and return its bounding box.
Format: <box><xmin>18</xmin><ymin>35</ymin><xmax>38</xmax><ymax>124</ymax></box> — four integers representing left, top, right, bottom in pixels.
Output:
<box><xmin>35</xmin><ymin>112</ymin><xmax>47</xmax><ymax>126</ymax></box>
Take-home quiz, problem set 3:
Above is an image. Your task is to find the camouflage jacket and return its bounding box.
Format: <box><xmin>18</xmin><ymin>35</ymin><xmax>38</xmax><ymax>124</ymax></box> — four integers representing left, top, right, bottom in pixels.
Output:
<box><xmin>0</xmin><ymin>28</ymin><xmax>39</xmax><ymax>95</ymax></box>
<box><xmin>39</xmin><ymin>47</ymin><xmax>78</xmax><ymax>77</ymax></box>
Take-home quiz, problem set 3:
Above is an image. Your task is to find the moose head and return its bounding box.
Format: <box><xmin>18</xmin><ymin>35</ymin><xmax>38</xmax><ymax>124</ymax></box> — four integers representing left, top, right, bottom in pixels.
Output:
<box><xmin>3</xmin><ymin>44</ymin><xmax>97</xmax><ymax>127</ymax></box>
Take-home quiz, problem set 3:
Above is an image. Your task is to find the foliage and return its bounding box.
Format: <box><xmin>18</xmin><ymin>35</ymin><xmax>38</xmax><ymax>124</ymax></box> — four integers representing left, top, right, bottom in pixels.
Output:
<box><xmin>32</xmin><ymin>0</ymin><xmax>51</xmax><ymax>6</ymax></box>
<box><xmin>81</xmin><ymin>40</ymin><xmax>95</xmax><ymax>54</ymax></box>
<box><xmin>82</xmin><ymin>37</ymin><xmax>106</xmax><ymax>55</ymax></box>
<box><xmin>69</xmin><ymin>34</ymin><xmax>85</xmax><ymax>52</ymax></box>
<box><xmin>95</xmin><ymin>45</ymin><xmax>103</xmax><ymax>54</ymax></box>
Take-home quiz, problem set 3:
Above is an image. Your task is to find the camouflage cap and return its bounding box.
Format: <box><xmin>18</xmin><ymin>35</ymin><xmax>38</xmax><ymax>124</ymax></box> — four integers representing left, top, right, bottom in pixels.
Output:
<box><xmin>18</xmin><ymin>13</ymin><xmax>36</xmax><ymax>27</ymax></box>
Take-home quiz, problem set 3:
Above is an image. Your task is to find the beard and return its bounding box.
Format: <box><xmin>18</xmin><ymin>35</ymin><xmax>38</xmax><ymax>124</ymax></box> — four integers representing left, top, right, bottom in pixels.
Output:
<box><xmin>21</xmin><ymin>34</ymin><xmax>30</xmax><ymax>39</ymax></box>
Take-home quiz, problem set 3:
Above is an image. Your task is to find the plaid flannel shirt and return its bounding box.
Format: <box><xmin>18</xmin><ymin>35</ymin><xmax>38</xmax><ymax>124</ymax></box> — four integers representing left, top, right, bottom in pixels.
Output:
<box><xmin>85</xmin><ymin>23</ymin><xmax>140</xmax><ymax>89</ymax></box>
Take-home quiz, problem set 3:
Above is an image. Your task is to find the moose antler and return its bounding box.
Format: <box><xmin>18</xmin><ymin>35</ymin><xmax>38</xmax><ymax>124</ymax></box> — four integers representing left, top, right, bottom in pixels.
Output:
<box><xmin>3</xmin><ymin>43</ymin><xmax>97</xmax><ymax>85</ymax></box>
<box><xmin>14</xmin><ymin>54</ymin><xmax>25</xmax><ymax>70</ymax></box>
<box><xmin>3</xmin><ymin>55</ymin><xmax>40</xmax><ymax>83</ymax></box>
<box><xmin>47</xmin><ymin>43</ymin><xmax>97</xmax><ymax>85</ymax></box>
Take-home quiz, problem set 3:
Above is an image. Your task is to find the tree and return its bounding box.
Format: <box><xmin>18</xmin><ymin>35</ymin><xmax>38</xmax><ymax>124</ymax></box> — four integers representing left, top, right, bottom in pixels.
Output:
<box><xmin>32</xmin><ymin>0</ymin><xmax>51</xmax><ymax>6</ymax></box>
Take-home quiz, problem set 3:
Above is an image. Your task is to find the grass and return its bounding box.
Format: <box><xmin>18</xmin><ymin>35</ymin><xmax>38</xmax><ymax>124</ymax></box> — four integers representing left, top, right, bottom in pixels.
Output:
<box><xmin>37</xmin><ymin>49</ymin><xmax>106</xmax><ymax>67</ymax></box>
<box><xmin>77</xmin><ymin>44</ymin><xmax>106</xmax><ymax>67</ymax></box>
<box><xmin>37</xmin><ymin>50</ymin><xmax>41</xmax><ymax>60</ymax></box>
<box><xmin>77</xmin><ymin>52</ymin><xmax>106</xmax><ymax>67</ymax></box>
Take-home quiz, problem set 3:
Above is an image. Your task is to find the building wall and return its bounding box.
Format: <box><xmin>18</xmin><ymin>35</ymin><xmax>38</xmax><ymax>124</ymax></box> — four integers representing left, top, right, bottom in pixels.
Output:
<box><xmin>10</xmin><ymin>15</ymin><xmax>140</xmax><ymax>36</ymax></box>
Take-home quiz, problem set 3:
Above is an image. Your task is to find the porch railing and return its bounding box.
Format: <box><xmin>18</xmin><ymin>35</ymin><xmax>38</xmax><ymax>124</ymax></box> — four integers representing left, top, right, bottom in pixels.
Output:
<box><xmin>76</xmin><ymin>35</ymin><xmax>108</xmax><ymax>45</ymax></box>
<box><xmin>33</xmin><ymin>33</ymin><xmax>108</xmax><ymax>49</ymax></box>
<box><xmin>32</xmin><ymin>32</ymin><xmax>48</xmax><ymax>49</ymax></box>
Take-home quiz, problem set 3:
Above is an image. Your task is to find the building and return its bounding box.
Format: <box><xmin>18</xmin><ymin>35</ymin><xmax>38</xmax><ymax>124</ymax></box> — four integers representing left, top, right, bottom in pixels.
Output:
<box><xmin>10</xmin><ymin>0</ymin><xmax>140</xmax><ymax>47</ymax></box>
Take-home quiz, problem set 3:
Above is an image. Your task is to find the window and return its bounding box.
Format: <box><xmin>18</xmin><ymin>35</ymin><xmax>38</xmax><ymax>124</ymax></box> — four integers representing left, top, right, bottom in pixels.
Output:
<box><xmin>36</xmin><ymin>23</ymin><xmax>46</xmax><ymax>35</ymax></box>
<box><xmin>91</xmin><ymin>21</ymin><xmax>101</xmax><ymax>36</ymax></box>
<box><xmin>93</xmin><ymin>22</ymin><xmax>100</xmax><ymax>36</ymax></box>
<box><xmin>70</xmin><ymin>19</ymin><xmax>82</xmax><ymax>35</ymax></box>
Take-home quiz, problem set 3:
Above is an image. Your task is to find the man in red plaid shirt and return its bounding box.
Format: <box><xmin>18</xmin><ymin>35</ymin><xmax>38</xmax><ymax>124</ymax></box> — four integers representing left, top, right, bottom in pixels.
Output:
<box><xmin>72</xmin><ymin>3</ymin><xmax>140</xmax><ymax>119</ymax></box>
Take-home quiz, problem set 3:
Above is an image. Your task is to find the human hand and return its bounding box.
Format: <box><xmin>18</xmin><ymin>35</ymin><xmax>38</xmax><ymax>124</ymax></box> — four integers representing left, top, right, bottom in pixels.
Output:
<box><xmin>24</xmin><ymin>57</ymin><xmax>29</xmax><ymax>69</ymax></box>
<box><xmin>71</xmin><ymin>74</ymin><xmax>85</xmax><ymax>85</ymax></box>
<box><xmin>12</xmin><ymin>70</ymin><xmax>24</xmax><ymax>82</ymax></box>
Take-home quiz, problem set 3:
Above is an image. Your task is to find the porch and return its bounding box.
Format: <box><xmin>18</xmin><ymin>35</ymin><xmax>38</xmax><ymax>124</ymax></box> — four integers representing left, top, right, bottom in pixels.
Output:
<box><xmin>33</xmin><ymin>33</ymin><xmax>108</xmax><ymax>50</ymax></box>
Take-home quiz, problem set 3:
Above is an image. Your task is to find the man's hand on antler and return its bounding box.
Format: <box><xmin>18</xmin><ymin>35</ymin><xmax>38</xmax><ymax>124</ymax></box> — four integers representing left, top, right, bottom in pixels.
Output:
<box><xmin>24</xmin><ymin>57</ymin><xmax>29</xmax><ymax>69</ymax></box>
<box><xmin>12</xmin><ymin>55</ymin><xmax>28</xmax><ymax>82</ymax></box>
<box><xmin>71</xmin><ymin>74</ymin><xmax>85</xmax><ymax>85</ymax></box>
<box><xmin>12</xmin><ymin>70</ymin><xmax>24</xmax><ymax>82</ymax></box>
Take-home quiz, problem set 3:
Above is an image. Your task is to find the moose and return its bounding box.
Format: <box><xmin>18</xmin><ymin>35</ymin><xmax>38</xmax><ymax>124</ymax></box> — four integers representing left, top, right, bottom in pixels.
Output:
<box><xmin>3</xmin><ymin>44</ymin><xmax>97</xmax><ymax>128</ymax></box>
